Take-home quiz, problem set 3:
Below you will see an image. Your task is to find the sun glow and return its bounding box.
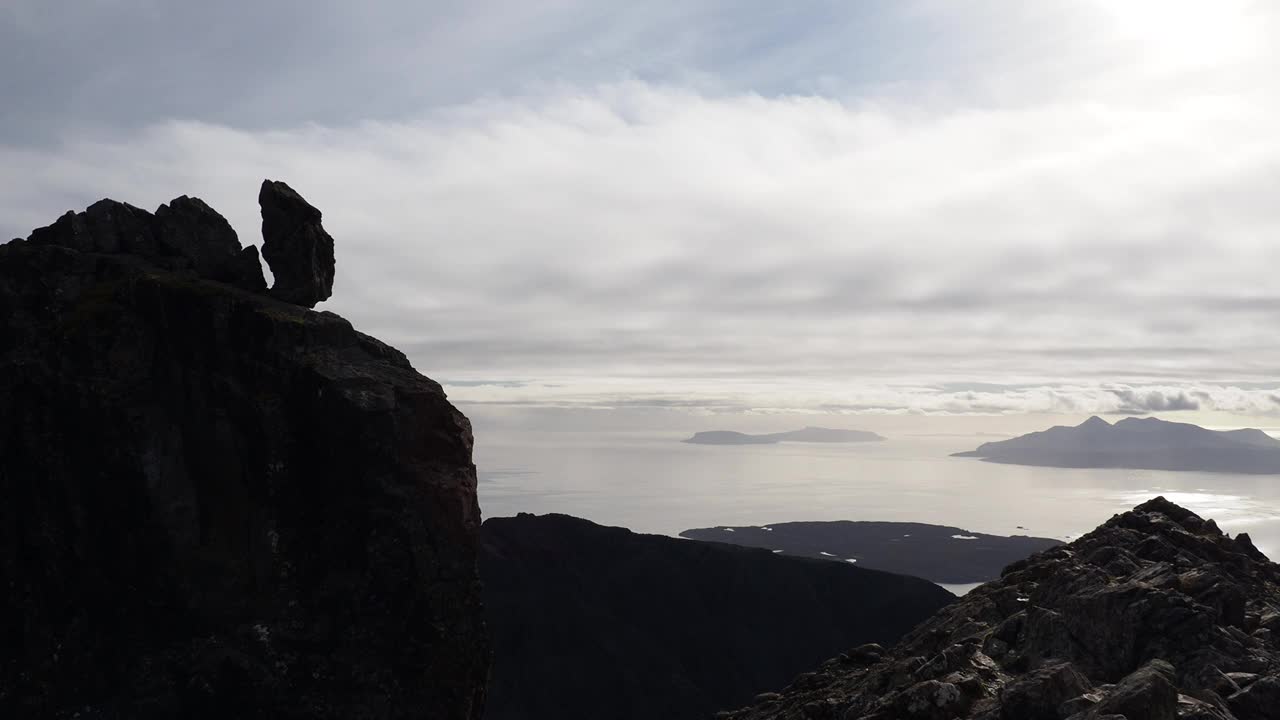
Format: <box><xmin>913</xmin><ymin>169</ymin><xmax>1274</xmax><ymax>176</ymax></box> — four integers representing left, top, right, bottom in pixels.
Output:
<box><xmin>1095</xmin><ymin>0</ymin><xmax>1260</xmax><ymax>68</ymax></box>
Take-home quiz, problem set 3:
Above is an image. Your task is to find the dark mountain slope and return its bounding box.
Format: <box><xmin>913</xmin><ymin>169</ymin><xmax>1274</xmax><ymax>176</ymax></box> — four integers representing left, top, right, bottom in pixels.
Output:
<box><xmin>956</xmin><ymin>415</ymin><xmax>1280</xmax><ymax>473</ymax></box>
<box><xmin>480</xmin><ymin>513</ymin><xmax>953</xmax><ymax>720</ymax></box>
<box><xmin>0</xmin><ymin>184</ymin><xmax>486</xmax><ymax>719</ymax></box>
<box><xmin>681</xmin><ymin>521</ymin><xmax>1060</xmax><ymax>584</ymax></box>
<box><xmin>726</xmin><ymin>497</ymin><xmax>1280</xmax><ymax>720</ymax></box>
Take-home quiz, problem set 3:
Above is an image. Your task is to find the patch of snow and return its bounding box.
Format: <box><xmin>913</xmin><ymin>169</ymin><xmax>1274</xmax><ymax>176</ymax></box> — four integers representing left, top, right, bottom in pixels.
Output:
<box><xmin>722</xmin><ymin>528</ymin><xmax>735</xmax><ymax>532</ymax></box>
<box><xmin>845</xmin><ymin>558</ymin><xmax>858</xmax><ymax>563</ymax></box>
<box><xmin>819</xmin><ymin>551</ymin><xmax>835</xmax><ymax>557</ymax></box>
<box><xmin>951</xmin><ymin>534</ymin><xmax>979</xmax><ymax>540</ymax></box>
<box><xmin>772</xmin><ymin>549</ymin><xmax>783</xmax><ymax>554</ymax></box>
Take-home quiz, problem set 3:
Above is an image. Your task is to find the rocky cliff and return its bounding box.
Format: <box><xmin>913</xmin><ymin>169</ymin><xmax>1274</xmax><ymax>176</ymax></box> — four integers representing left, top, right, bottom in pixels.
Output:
<box><xmin>724</xmin><ymin>497</ymin><xmax>1280</xmax><ymax>720</ymax></box>
<box><xmin>0</xmin><ymin>183</ymin><xmax>486</xmax><ymax>718</ymax></box>
<box><xmin>480</xmin><ymin>513</ymin><xmax>953</xmax><ymax>720</ymax></box>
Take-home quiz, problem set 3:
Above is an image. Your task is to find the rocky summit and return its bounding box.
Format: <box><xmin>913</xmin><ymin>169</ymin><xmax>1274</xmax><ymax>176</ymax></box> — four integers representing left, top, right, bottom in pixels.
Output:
<box><xmin>0</xmin><ymin>184</ymin><xmax>485</xmax><ymax>718</ymax></box>
<box><xmin>724</xmin><ymin>497</ymin><xmax>1280</xmax><ymax>720</ymax></box>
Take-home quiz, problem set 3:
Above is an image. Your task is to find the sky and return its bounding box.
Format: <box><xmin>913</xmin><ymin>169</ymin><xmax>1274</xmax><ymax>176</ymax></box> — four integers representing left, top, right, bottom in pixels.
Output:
<box><xmin>4</xmin><ymin>0</ymin><xmax>1280</xmax><ymax>425</ymax></box>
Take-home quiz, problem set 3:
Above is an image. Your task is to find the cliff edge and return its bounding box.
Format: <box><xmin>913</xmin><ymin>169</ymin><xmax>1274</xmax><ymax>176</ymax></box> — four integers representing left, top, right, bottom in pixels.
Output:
<box><xmin>0</xmin><ymin>183</ymin><xmax>487</xmax><ymax>718</ymax></box>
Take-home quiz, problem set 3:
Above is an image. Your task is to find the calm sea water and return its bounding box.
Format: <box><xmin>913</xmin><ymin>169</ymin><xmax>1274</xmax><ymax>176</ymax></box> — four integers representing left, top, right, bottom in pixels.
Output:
<box><xmin>476</xmin><ymin>431</ymin><xmax>1280</xmax><ymax>560</ymax></box>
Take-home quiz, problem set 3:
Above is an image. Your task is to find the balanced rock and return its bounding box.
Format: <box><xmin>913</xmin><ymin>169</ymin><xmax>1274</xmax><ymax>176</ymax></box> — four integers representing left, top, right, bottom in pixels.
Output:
<box><xmin>259</xmin><ymin>180</ymin><xmax>336</xmax><ymax>307</ymax></box>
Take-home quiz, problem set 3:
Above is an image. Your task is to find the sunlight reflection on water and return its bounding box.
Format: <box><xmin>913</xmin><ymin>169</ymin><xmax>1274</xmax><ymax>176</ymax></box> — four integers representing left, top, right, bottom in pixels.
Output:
<box><xmin>477</xmin><ymin>432</ymin><xmax>1280</xmax><ymax>560</ymax></box>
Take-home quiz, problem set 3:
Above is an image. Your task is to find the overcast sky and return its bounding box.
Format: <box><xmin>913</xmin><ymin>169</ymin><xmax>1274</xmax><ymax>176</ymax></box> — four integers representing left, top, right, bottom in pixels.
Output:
<box><xmin>4</xmin><ymin>0</ymin><xmax>1280</xmax><ymax>420</ymax></box>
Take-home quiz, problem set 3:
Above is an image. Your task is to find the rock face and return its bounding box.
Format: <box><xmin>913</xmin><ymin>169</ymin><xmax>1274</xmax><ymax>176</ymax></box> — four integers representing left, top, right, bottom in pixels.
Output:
<box><xmin>480</xmin><ymin>513</ymin><xmax>953</xmax><ymax>720</ymax></box>
<box><xmin>0</xmin><ymin>187</ymin><xmax>486</xmax><ymax>718</ymax></box>
<box><xmin>259</xmin><ymin>180</ymin><xmax>336</xmax><ymax>307</ymax></box>
<box><xmin>726</xmin><ymin>497</ymin><xmax>1280</xmax><ymax>720</ymax></box>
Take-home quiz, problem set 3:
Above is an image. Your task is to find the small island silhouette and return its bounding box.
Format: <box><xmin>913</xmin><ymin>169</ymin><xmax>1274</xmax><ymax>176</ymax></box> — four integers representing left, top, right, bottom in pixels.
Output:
<box><xmin>683</xmin><ymin>426</ymin><xmax>886</xmax><ymax>445</ymax></box>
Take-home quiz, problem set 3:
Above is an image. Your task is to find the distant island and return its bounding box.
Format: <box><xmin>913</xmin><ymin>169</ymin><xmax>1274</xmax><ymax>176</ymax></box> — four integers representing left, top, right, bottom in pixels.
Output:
<box><xmin>683</xmin><ymin>426</ymin><xmax>886</xmax><ymax>445</ymax></box>
<box><xmin>680</xmin><ymin>521</ymin><xmax>1059</xmax><ymax>584</ymax></box>
<box><xmin>954</xmin><ymin>415</ymin><xmax>1280</xmax><ymax>474</ymax></box>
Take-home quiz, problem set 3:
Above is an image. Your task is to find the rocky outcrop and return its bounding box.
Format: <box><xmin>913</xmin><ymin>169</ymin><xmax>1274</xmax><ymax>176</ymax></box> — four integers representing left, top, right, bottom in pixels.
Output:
<box><xmin>480</xmin><ymin>513</ymin><xmax>953</xmax><ymax>720</ymax></box>
<box><xmin>0</xmin><ymin>186</ymin><xmax>486</xmax><ymax>718</ymax></box>
<box><xmin>27</xmin><ymin>195</ymin><xmax>266</xmax><ymax>291</ymax></box>
<box><xmin>725</xmin><ymin>497</ymin><xmax>1280</xmax><ymax>720</ymax></box>
<box><xmin>260</xmin><ymin>180</ymin><xmax>336</xmax><ymax>308</ymax></box>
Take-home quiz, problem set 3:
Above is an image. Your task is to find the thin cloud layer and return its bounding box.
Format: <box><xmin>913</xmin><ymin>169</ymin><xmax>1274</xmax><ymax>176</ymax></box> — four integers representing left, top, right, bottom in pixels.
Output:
<box><xmin>448</xmin><ymin>380</ymin><xmax>1280</xmax><ymax>417</ymax></box>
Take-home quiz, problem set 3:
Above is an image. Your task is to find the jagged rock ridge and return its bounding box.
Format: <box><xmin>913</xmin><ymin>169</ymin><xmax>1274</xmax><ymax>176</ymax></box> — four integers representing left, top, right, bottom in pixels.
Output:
<box><xmin>725</xmin><ymin>497</ymin><xmax>1280</xmax><ymax>720</ymax></box>
<box><xmin>0</xmin><ymin>185</ymin><xmax>486</xmax><ymax>718</ymax></box>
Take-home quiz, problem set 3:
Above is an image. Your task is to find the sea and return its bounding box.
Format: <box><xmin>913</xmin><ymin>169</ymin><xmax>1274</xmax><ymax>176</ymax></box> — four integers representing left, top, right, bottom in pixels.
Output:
<box><xmin>475</xmin><ymin>429</ymin><xmax>1280</xmax><ymax>591</ymax></box>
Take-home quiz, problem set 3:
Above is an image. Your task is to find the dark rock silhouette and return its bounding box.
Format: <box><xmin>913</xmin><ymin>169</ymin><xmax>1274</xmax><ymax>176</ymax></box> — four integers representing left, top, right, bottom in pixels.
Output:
<box><xmin>259</xmin><ymin>179</ymin><xmax>336</xmax><ymax>307</ymax></box>
<box><xmin>955</xmin><ymin>415</ymin><xmax>1280</xmax><ymax>474</ymax></box>
<box><xmin>28</xmin><ymin>195</ymin><xmax>266</xmax><ymax>290</ymax></box>
<box><xmin>684</xmin><ymin>427</ymin><xmax>886</xmax><ymax>445</ymax></box>
<box><xmin>0</xmin><ymin>186</ymin><xmax>486</xmax><ymax>719</ymax></box>
<box><xmin>680</xmin><ymin>521</ymin><xmax>1060</xmax><ymax>584</ymax></box>
<box><xmin>480</xmin><ymin>513</ymin><xmax>952</xmax><ymax>720</ymax></box>
<box><xmin>724</xmin><ymin>497</ymin><xmax>1280</xmax><ymax>720</ymax></box>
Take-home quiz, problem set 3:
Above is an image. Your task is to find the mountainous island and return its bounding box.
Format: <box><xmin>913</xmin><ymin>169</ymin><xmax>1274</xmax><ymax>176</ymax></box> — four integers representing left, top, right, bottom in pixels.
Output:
<box><xmin>680</xmin><ymin>522</ymin><xmax>1061</xmax><ymax>584</ymax></box>
<box><xmin>954</xmin><ymin>415</ymin><xmax>1280</xmax><ymax>474</ymax></box>
<box><xmin>684</xmin><ymin>427</ymin><xmax>886</xmax><ymax>445</ymax></box>
<box><xmin>480</xmin><ymin>513</ymin><xmax>952</xmax><ymax>720</ymax></box>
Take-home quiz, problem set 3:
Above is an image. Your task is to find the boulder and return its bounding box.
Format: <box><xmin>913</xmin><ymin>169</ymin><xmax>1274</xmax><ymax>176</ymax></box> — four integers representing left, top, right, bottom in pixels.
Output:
<box><xmin>998</xmin><ymin>662</ymin><xmax>1091</xmax><ymax>720</ymax></box>
<box><xmin>1227</xmin><ymin>675</ymin><xmax>1280</xmax><ymax>720</ymax></box>
<box><xmin>1085</xmin><ymin>660</ymin><xmax>1177</xmax><ymax>720</ymax></box>
<box><xmin>259</xmin><ymin>179</ymin><xmax>336</xmax><ymax>307</ymax></box>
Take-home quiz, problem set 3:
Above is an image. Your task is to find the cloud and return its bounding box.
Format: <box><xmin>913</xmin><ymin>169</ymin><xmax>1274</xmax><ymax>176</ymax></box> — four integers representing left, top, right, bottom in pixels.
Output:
<box><xmin>3</xmin><ymin>3</ymin><xmax>1280</xmax><ymax>414</ymax></box>
<box><xmin>447</xmin><ymin>379</ymin><xmax>1280</xmax><ymax>419</ymax></box>
<box><xmin>4</xmin><ymin>80</ymin><xmax>1280</xmax><ymax>395</ymax></box>
<box><xmin>1107</xmin><ymin>388</ymin><xmax>1200</xmax><ymax>415</ymax></box>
